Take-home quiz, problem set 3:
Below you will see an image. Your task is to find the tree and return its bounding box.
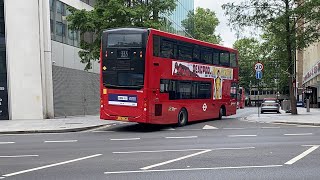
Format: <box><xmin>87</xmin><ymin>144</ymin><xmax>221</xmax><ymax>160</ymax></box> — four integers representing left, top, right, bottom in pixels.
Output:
<box><xmin>67</xmin><ymin>0</ymin><xmax>177</xmax><ymax>70</ymax></box>
<box><xmin>233</xmin><ymin>37</ymin><xmax>289</xmax><ymax>103</ymax></box>
<box><xmin>233</xmin><ymin>38</ymin><xmax>261</xmax><ymax>90</ymax></box>
<box><xmin>223</xmin><ymin>0</ymin><xmax>320</xmax><ymax>115</ymax></box>
<box><xmin>181</xmin><ymin>7</ymin><xmax>221</xmax><ymax>44</ymax></box>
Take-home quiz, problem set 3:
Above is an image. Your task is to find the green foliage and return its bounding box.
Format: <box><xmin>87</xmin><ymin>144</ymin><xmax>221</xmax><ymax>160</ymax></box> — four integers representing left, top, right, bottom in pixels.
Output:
<box><xmin>223</xmin><ymin>0</ymin><xmax>320</xmax><ymax>114</ymax></box>
<box><xmin>181</xmin><ymin>7</ymin><xmax>221</xmax><ymax>44</ymax></box>
<box><xmin>67</xmin><ymin>0</ymin><xmax>177</xmax><ymax>70</ymax></box>
<box><xmin>233</xmin><ymin>38</ymin><xmax>260</xmax><ymax>90</ymax></box>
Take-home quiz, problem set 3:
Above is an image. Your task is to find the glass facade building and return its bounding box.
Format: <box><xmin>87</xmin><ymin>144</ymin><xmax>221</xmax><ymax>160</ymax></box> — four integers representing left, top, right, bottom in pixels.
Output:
<box><xmin>163</xmin><ymin>0</ymin><xmax>194</xmax><ymax>36</ymax></box>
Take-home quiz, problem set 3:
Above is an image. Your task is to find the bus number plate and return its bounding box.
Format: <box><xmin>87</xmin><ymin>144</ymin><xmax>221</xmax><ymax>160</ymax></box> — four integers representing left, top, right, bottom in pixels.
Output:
<box><xmin>117</xmin><ymin>116</ymin><xmax>128</xmax><ymax>121</ymax></box>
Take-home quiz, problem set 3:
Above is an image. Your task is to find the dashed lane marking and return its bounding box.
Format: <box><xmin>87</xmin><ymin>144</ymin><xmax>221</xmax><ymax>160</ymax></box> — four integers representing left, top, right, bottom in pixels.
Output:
<box><xmin>165</xmin><ymin>136</ymin><xmax>198</xmax><ymax>139</ymax></box>
<box><xmin>297</xmin><ymin>125</ymin><xmax>319</xmax><ymax>128</ymax></box>
<box><xmin>44</xmin><ymin>140</ymin><xmax>78</xmax><ymax>143</ymax></box>
<box><xmin>284</xmin><ymin>133</ymin><xmax>313</xmax><ymax>136</ymax></box>
<box><xmin>0</xmin><ymin>155</ymin><xmax>39</xmax><ymax>158</ymax></box>
<box><xmin>228</xmin><ymin>135</ymin><xmax>257</xmax><ymax>137</ymax></box>
<box><xmin>110</xmin><ymin>138</ymin><xmax>140</xmax><ymax>141</ymax></box>
<box><xmin>0</xmin><ymin>142</ymin><xmax>15</xmax><ymax>144</ymax></box>
<box><xmin>261</xmin><ymin>127</ymin><xmax>280</xmax><ymax>129</ymax></box>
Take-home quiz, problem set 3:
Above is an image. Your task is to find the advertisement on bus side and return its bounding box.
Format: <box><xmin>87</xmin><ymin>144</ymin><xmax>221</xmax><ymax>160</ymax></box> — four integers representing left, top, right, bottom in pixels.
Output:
<box><xmin>172</xmin><ymin>61</ymin><xmax>233</xmax><ymax>80</ymax></box>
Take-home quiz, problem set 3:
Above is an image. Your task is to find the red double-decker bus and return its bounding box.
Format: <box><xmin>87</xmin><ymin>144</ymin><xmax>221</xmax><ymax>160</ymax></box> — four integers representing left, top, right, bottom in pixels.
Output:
<box><xmin>100</xmin><ymin>28</ymin><xmax>239</xmax><ymax>126</ymax></box>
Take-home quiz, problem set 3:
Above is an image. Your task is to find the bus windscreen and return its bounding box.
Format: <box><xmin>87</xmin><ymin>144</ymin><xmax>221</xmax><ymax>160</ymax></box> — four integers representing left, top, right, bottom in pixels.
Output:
<box><xmin>107</xmin><ymin>34</ymin><xmax>142</xmax><ymax>47</ymax></box>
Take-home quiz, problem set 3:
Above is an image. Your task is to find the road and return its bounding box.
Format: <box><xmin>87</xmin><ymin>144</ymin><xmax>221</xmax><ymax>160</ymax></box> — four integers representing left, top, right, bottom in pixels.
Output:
<box><xmin>1</xmin><ymin>107</ymin><xmax>320</xmax><ymax>180</ymax></box>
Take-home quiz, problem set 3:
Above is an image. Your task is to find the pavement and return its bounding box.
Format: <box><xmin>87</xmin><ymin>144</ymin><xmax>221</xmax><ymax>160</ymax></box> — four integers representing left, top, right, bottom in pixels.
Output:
<box><xmin>0</xmin><ymin>116</ymin><xmax>117</xmax><ymax>134</ymax></box>
<box><xmin>0</xmin><ymin>106</ymin><xmax>319</xmax><ymax>134</ymax></box>
<box><xmin>245</xmin><ymin>107</ymin><xmax>320</xmax><ymax>125</ymax></box>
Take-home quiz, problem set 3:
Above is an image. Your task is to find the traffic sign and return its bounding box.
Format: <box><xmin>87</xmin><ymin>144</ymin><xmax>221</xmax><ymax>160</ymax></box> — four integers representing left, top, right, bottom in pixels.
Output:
<box><xmin>254</xmin><ymin>62</ymin><xmax>264</xmax><ymax>71</ymax></box>
<box><xmin>256</xmin><ymin>71</ymin><xmax>262</xmax><ymax>79</ymax></box>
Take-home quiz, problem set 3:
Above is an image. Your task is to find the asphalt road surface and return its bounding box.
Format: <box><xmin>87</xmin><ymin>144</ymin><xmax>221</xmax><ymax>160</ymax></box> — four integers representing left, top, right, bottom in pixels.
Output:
<box><xmin>1</xmin><ymin>108</ymin><xmax>320</xmax><ymax>180</ymax></box>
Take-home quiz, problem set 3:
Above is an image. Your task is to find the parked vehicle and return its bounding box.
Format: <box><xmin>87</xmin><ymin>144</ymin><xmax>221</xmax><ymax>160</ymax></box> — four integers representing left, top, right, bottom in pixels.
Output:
<box><xmin>261</xmin><ymin>98</ymin><xmax>280</xmax><ymax>114</ymax></box>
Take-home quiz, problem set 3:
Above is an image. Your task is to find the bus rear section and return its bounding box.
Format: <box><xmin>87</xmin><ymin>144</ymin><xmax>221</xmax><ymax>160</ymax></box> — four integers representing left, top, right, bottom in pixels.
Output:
<box><xmin>100</xmin><ymin>28</ymin><xmax>148</xmax><ymax>123</ymax></box>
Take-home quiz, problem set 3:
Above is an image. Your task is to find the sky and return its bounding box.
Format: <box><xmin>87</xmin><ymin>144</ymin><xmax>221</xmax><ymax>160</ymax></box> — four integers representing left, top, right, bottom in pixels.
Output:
<box><xmin>194</xmin><ymin>0</ymin><xmax>244</xmax><ymax>48</ymax></box>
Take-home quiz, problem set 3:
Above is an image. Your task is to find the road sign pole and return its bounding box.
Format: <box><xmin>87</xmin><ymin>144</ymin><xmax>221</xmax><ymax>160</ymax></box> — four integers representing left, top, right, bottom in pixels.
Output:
<box><xmin>258</xmin><ymin>81</ymin><xmax>259</xmax><ymax>117</ymax></box>
<box><xmin>254</xmin><ymin>62</ymin><xmax>264</xmax><ymax>118</ymax></box>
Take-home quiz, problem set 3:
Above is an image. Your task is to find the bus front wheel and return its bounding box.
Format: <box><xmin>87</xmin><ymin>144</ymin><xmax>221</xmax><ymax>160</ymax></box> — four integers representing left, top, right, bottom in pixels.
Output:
<box><xmin>177</xmin><ymin>108</ymin><xmax>188</xmax><ymax>127</ymax></box>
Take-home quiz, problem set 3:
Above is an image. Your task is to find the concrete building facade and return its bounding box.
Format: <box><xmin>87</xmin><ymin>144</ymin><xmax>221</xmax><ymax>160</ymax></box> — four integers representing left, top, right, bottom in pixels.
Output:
<box><xmin>302</xmin><ymin>42</ymin><xmax>320</xmax><ymax>108</ymax></box>
<box><xmin>1</xmin><ymin>0</ymin><xmax>193</xmax><ymax>120</ymax></box>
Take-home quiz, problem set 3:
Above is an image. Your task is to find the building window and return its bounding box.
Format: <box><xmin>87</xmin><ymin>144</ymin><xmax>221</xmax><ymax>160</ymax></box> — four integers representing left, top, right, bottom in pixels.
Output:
<box><xmin>56</xmin><ymin>22</ymin><xmax>65</xmax><ymax>37</ymax></box>
<box><xmin>50</xmin><ymin>0</ymin><xmax>81</xmax><ymax>47</ymax></box>
<box><xmin>56</xmin><ymin>1</ymin><xmax>65</xmax><ymax>15</ymax></box>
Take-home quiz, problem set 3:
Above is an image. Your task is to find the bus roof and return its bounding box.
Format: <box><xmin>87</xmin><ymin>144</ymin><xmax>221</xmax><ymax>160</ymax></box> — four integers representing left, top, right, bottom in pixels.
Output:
<box><xmin>148</xmin><ymin>28</ymin><xmax>238</xmax><ymax>53</ymax></box>
<box><xmin>102</xmin><ymin>27</ymin><xmax>238</xmax><ymax>53</ymax></box>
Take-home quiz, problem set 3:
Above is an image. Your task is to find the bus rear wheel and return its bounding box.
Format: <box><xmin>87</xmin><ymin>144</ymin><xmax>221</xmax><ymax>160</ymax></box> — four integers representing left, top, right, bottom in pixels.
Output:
<box><xmin>177</xmin><ymin>108</ymin><xmax>188</xmax><ymax>127</ymax></box>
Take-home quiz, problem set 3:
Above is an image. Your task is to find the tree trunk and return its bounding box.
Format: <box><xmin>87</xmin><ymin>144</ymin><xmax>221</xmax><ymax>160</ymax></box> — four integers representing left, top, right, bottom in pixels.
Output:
<box><xmin>285</xmin><ymin>0</ymin><xmax>298</xmax><ymax>115</ymax></box>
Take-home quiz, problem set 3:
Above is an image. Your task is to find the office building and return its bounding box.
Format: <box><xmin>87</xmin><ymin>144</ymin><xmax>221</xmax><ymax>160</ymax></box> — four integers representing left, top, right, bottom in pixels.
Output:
<box><xmin>1</xmin><ymin>0</ymin><xmax>194</xmax><ymax>120</ymax></box>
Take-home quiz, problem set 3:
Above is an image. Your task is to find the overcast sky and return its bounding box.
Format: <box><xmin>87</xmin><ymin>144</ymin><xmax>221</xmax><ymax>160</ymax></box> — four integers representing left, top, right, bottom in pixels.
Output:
<box><xmin>194</xmin><ymin>0</ymin><xmax>243</xmax><ymax>48</ymax></box>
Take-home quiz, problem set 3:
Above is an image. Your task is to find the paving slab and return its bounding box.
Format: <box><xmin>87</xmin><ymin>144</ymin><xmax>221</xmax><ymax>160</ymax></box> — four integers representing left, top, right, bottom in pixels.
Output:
<box><xmin>245</xmin><ymin>107</ymin><xmax>320</xmax><ymax>125</ymax></box>
<box><xmin>0</xmin><ymin>116</ymin><xmax>117</xmax><ymax>134</ymax></box>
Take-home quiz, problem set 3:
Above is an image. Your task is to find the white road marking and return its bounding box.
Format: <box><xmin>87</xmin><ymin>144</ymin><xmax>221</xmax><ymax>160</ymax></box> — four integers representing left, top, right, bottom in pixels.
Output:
<box><xmin>0</xmin><ymin>142</ymin><xmax>15</xmax><ymax>144</ymax></box>
<box><xmin>163</xmin><ymin>128</ymin><xmax>175</xmax><ymax>131</ymax></box>
<box><xmin>261</xmin><ymin>127</ymin><xmax>280</xmax><ymax>129</ymax></box>
<box><xmin>223</xmin><ymin>128</ymin><xmax>245</xmax><ymax>130</ymax></box>
<box><xmin>0</xmin><ymin>132</ymin><xmax>79</xmax><ymax>136</ymax></box>
<box><xmin>2</xmin><ymin>154</ymin><xmax>102</xmax><ymax>177</ymax></box>
<box><xmin>105</xmin><ymin>165</ymin><xmax>283</xmax><ymax>174</ymax></box>
<box><xmin>272</xmin><ymin>123</ymin><xmax>287</xmax><ymax>125</ymax></box>
<box><xmin>202</xmin><ymin>125</ymin><xmax>218</xmax><ymax>130</ymax></box>
<box><xmin>297</xmin><ymin>125</ymin><xmax>319</xmax><ymax>128</ymax></box>
<box><xmin>113</xmin><ymin>147</ymin><xmax>255</xmax><ymax>154</ymax></box>
<box><xmin>110</xmin><ymin>138</ymin><xmax>140</xmax><ymax>141</ymax></box>
<box><xmin>0</xmin><ymin>155</ymin><xmax>39</xmax><ymax>158</ymax></box>
<box><xmin>285</xmin><ymin>146</ymin><xmax>319</xmax><ymax>165</ymax></box>
<box><xmin>0</xmin><ymin>177</ymin><xmax>5</xmax><ymax>179</ymax></box>
<box><xmin>44</xmin><ymin>140</ymin><xmax>78</xmax><ymax>143</ymax></box>
<box><xmin>228</xmin><ymin>135</ymin><xmax>257</xmax><ymax>137</ymax></box>
<box><xmin>284</xmin><ymin>133</ymin><xmax>313</xmax><ymax>136</ymax></box>
<box><xmin>140</xmin><ymin>149</ymin><xmax>211</xmax><ymax>170</ymax></box>
<box><xmin>302</xmin><ymin>145</ymin><xmax>320</xmax><ymax>147</ymax></box>
<box><xmin>165</xmin><ymin>136</ymin><xmax>198</xmax><ymax>139</ymax></box>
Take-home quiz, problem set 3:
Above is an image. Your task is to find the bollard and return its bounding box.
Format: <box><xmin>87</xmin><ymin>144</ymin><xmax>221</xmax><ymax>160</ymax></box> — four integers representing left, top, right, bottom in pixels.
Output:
<box><xmin>306</xmin><ymin>99</ymin><xmax>310</xmax><ymax>112</ymax></box>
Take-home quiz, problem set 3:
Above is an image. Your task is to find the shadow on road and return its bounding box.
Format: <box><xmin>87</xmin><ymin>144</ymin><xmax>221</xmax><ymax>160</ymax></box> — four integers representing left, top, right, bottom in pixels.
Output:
<box><xmin>101</xmin><ymin>118</ymin><xmax>238</xmax><ymax>133</ymax></box>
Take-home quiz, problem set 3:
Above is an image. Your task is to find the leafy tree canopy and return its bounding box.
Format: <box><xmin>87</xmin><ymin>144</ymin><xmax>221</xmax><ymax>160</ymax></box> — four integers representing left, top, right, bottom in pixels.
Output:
<box><xmin>67</xmin><ymin>0</ymin><xmax>177</xmax><ymax>70</ymax></box>
<box><xmin>182</xmin><ymin>7</ymin><xmax>221</xmax><ymax>44</ymax></box>
<box><xmin>223</xmin><ymin>0</ymin><xmax>320</xmax><ymax>114</ymax></box>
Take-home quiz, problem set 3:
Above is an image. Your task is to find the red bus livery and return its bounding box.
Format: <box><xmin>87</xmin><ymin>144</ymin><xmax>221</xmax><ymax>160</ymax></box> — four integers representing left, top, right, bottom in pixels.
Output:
<box><xmin>100</xmin><ymin>28</ymin><xmax>239</xmax><ymax>126</ymax></box>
